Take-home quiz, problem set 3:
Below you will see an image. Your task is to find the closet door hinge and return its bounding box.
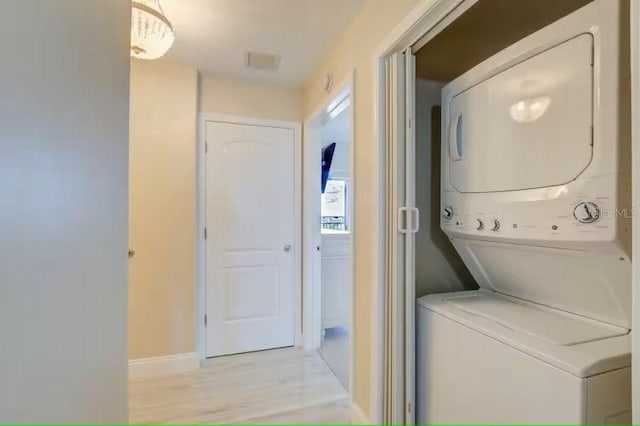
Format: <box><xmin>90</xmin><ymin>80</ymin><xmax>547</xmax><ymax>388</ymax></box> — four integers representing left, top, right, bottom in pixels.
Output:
<box><xmin>204</xmin><ymin>228</ymin><xmax>207</xmax><ymax>239</ymax></box>
<box><xmin>204</xmin><ymin>314</ymin><xmax>207</xmax><ymax>327</ymax></box>
<box><xmin>205</xmin><ymin>141</ymin><xmax>208</xmax><ymax>153</ymax></box>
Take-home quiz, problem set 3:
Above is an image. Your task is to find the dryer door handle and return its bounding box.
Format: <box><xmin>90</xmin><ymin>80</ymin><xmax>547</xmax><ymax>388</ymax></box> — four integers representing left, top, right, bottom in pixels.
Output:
<box><xmin>449</xmin><ymin>113</ymin><xmax>463</xmax><ymax>161</ymax></box>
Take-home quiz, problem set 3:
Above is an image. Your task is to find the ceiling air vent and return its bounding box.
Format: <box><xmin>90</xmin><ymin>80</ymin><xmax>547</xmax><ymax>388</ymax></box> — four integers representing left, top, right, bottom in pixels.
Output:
<box><xmin>246</xmin><ymin>51</ymin><xmax>281</xmax><ymax>71</ymax></box>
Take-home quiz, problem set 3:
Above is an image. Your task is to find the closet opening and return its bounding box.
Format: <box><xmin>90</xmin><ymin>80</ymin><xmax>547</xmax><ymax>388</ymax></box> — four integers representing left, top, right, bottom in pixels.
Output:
<box><xmin>411</xmin><ymin>0</ymin><xmax>596</xmax><ymax>313</ymax></box>
<box><xmin>376</xmin><ymin>0</ymin><xmax>633</xmax><ymax>423</ymax></box>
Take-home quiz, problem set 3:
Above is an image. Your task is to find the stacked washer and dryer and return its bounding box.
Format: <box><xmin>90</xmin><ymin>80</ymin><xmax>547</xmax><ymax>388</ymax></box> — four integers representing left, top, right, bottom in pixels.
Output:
<box><xmin>416</xmin><ymin>0</ymin><xmax>631</xmax><ymax>423</ymax></box>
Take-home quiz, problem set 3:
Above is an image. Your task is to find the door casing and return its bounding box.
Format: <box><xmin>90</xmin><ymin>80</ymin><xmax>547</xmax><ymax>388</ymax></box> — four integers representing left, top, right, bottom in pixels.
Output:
<box><xmin>302</xmin><ymin>75</ymin><xmax>356</xmax><ymax>405</ymax></box>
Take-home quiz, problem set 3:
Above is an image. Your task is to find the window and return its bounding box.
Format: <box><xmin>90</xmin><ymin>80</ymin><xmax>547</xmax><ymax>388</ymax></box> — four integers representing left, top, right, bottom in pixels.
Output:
<box><xmin>321</xmin><ymin>179</ymin><xmax>348</xmax><ymax>232</ymax></box>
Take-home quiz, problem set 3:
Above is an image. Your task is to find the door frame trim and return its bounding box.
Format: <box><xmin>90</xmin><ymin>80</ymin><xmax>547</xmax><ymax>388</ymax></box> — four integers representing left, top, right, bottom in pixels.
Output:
<box><xmin>196</xmin><ymin>113</ymin><xmax>303</xmax><ymax>360</ymax></box>
<box><xmin>630</xmin><ymin>1</ymin><xmax>640</xmax><ymax>421</ymax></box>
<box><xmin>302</xmin><ymin>71</ymin><xmax>355</xmax><ymax>402</ymax></box>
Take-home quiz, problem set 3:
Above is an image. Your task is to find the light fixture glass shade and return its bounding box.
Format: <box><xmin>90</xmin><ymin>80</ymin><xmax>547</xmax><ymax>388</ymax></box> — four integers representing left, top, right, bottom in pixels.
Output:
<box><xmin>131</xmin><ymin>0</ymin><xmax>175</xmax><ymax>60</ymax></box>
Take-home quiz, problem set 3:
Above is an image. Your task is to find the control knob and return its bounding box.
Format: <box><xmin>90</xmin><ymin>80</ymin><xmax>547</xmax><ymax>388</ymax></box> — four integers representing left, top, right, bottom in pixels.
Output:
<box><xmin>443</xmin><ymin>206</ymin><xmax>454</xmax><ymax>220</ymax></box>
<box><xmin>490</xmin><ymin>219</ymin><xmax>500</xmax><ymax>232</ymax></box>
<box><xmin>573</xmin><ymin>201</ymin><xmax>601</xmax><ymax>224</ymax></box>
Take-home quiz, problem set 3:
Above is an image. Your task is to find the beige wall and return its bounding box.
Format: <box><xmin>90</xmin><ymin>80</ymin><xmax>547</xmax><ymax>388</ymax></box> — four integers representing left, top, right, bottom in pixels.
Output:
<box><xmin>129</xmin><ymin>59</ymin><xmax>198</xmax><ymax>359</ymax></box>
<box><xmin>200</xmin><ymin>75</ymin><xmax>303</xmax><ymax>121</ymax></box>
<box><xmin>303</xmin><ymin>0</ymin><xmax>420</xmax><ymax>418</ymax></box>
<box><xmin>128</xmin><ymin>0</ymin><xmax>419</xmax><ymax>416</ymax></box>
<box><xmin>129</xmin><ymin>68</ymin><xmax>303</xmax><ymax>361</ymax></box>
<box><xmin>0</xmin><ymin>1</ymin><xmax>130</xmax><ymax>422</ymax></box>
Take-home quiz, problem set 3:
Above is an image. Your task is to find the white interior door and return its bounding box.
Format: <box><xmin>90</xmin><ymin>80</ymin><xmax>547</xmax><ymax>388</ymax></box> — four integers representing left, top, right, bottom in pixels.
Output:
<box><xmin>383</xmin><ymin>51</ymin><xmax>407</xmax><ymax>425</ymax></box>
<box><xmin>404</xmin><ymin>50</ymin><xmax>417</xmax><ymax>425</ymax></box>
<box><xmin>382</xmin><ymin>49</ymin><xmax>417</xmax><ymax>425</ymax></box>
<box><xmin>205</xmin><ymin>120</ymin><xmax>296</xmax><ymax>358</ymax></box>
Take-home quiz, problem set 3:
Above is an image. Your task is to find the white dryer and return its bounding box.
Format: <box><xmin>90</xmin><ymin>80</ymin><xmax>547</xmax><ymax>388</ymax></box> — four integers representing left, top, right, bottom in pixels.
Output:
<box><xmin>417</xmin><ymin>0</ymin><xmax>631</xmax><ymax>423</ymax></box>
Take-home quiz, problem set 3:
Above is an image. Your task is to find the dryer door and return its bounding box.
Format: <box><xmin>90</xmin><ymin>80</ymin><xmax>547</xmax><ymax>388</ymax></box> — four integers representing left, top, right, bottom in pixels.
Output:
<box><xmin>447</xmin><ymin>34</ymin><xmax>593</xmax><ymax>193</ymax></box>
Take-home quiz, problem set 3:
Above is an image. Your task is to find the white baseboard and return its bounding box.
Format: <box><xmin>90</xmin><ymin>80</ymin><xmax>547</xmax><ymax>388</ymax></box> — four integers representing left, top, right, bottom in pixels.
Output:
<box><xmin>350</xmin><ymin>402</ymin><xmax>371</xmax><ymax>424</ymax></box>
<box><xmin>128</xmin><ymin>352</ymin><xmax>200</xmax><ymax>379</ymax></box>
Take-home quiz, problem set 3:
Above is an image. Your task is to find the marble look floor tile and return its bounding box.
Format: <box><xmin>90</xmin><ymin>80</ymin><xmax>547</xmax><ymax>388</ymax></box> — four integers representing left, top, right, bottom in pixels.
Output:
<box><xmin>318</xmin><ymin>327</ymin><xmax>349</xmax><ymax>390</ymax></box>
<box><xmin>232</xmin><ymin>398</ymin><xmax>350</xmax><ymax>424</ymax></box>
<box><xmin>129</xmin><ymin>347</ymin><xmax>348</xmax><ymax>424</ymax></box>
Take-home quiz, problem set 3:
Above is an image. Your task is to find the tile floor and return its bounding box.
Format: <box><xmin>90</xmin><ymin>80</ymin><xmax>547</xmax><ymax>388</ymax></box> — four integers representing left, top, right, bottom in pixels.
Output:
<box><xmin>129</xmin><ymin>347</ymin><xmax>349</xmax><ymax>424</ymax></box>
<box><xmin>317</xmin><ymin>327</ymin><xmax>349</xmax><ymax>390</ymax></box>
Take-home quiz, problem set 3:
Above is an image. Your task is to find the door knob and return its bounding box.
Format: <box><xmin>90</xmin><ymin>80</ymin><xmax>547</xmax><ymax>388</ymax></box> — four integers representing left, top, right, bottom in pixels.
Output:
<box><xmin>128</xmin><ymin>249</ymin><xmax>135</xmax><ymax>258</ymax></box>
<box><xmin>284</xmin><ymin>245</ymin><xmax>292</xmax><ymax>252</ymax></box>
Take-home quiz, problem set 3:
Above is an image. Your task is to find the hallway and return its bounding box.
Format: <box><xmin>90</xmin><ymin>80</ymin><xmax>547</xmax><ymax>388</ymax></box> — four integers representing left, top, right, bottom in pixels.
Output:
<box><xmin>129</xmin><ymin>347</ymin><xmax>349</xmax><ymax>424</ymax></box>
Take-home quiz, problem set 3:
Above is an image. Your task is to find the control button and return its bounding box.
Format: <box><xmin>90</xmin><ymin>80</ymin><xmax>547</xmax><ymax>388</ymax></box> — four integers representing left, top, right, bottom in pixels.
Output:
<box><xmin>573</xmin><ymin>201</ymin><xmax>601</xmax><ymax>224</ymax></box>
<box><xmin>443</xmin><ymin>206</ymin><xmax>454</xmax><ymax>220</ymax></box>
<box><xmin>476</xmin><ymin>219</ymin><xmax>484</xmax><ymax>231</ymax></box>
<box><xmin>491</xmin><ymin>219</ymin><xmax>500</xmax><ymax>232</ymax></box>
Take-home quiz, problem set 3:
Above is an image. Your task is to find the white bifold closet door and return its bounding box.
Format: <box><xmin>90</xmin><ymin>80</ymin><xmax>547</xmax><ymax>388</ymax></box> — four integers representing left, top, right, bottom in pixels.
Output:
<box><xmin>382</xmin><ymin>50</ymin><xmax>417</xmax><ymax>425</ymax></box>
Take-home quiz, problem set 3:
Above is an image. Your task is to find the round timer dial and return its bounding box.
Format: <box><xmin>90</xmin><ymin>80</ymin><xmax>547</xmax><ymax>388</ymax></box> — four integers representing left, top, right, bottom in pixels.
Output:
<box><xmin>443</xmin><ymin>206</ymin><xmax>454</xmax><ymax>220</ymax></box>
<box><xmin>573</xmin><ymin>201</ymin><xmax>601</xmax><ymax>224</ymax></box>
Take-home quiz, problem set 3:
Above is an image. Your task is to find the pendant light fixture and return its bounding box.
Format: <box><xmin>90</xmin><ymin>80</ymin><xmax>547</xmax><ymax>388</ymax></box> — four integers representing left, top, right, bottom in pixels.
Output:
<box><xmin>131</xmin><ymin>0</ymin><xmax>175</xmax><ymax>60</ymax></box>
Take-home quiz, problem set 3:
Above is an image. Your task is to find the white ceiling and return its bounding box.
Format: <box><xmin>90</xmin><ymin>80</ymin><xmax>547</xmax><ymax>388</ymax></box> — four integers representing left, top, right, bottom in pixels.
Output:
<box><xmin>161</xmin><ymin>0</ymin><xmax>366</xmax><ymax>88</ymax></box>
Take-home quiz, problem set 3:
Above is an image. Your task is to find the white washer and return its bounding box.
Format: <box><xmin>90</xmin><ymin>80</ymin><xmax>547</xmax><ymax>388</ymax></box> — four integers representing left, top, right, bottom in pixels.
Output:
<box><xmin>418</xmin><ymin>0</ymin><xmax>631</xmax><ymax>423</ymax></box>
<box><xmin>416</xmin><ymin>291</ymin><xmax>631</xmax><ymax>423</ymax></box>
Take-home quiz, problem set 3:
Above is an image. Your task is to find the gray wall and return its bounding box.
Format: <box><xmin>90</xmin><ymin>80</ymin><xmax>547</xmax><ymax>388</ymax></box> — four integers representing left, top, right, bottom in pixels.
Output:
<box><xmin>0</xmin><ymin>1</ymin><xmax>130</xmax><ymax>422</ymax></box>
<box><xmin>415</xmin><ymin>79</ymin><xmax>477</xmax><ymax>297</ymax></box>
